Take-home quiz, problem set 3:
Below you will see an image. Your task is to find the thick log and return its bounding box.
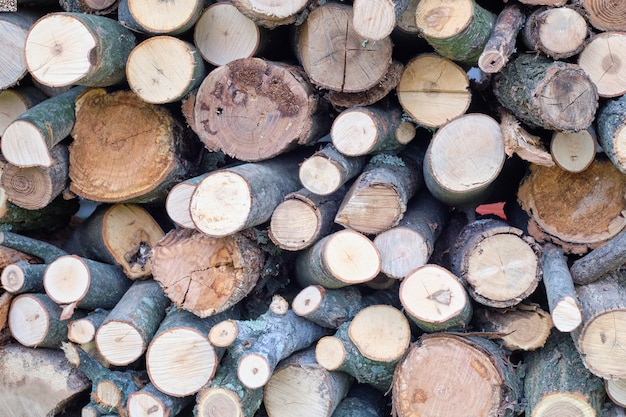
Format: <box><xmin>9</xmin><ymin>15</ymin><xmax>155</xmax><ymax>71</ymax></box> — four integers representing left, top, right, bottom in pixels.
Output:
<box><xmin>596</xmin><ymin>93</ymin><xmax>626</xmax><ymax>174</ymax></box>
<box><xmin>517</xmin><ymin>159</ymin><xmax>626</xmax><ymax>254</ymax></box>
<box><xmin>151</xmin><ymin>228</ymin><xmax>265</xmax><ymax>318</ymax></box>
<box><xmin>451</xmin><ymin>218</ymin><xmax>542</xmax><ymax>308</ymax></box>
<box><xmin>62</xmin><ymin>203</ymin><xmax>165</xmax><ymax>279</ymax></box>
<box><xmin>570</xmin><ymin>229</ymin><xmax>626</xmax><ymax>286</ymax></box>
<box><xmin>193</xmin><ymin>58</ymin><xmax>329</xmax><ymax>162</ymax></box>
<box><xmin>127</xmin><ymin>382</ymin><xmax>192</xmax><ymax>417</ymax></box>
<box><xmin>315</xmin><ymin>305</ymin><xmax>411</xmax><ymax>392</ymax></box>
<box><xmin>0</xmin><ymin>11</ymin><xmax>39</xmax><ymax>89</ymax></box>
<box><xmin>95</xmin><ymin>279</ymin><xmax>170</xmax><ymax>366</ymax></box>
<box><xmin>392</xmin><ymin>334</ymin><xmax>524</xmax><ymax>417</ymax></box>
<box><xmin>0</xmin><ymin>343</ymin><xmax>90</xmax><ymax>417</ymax></box>
<box><xmin>1</xmin><ymin>86</ymin><xmax>85</xmax><ymax>168</ymax></box>
<box><xmin>579</xmin><ymin>0</ymin><xmax>626</xmax><ymax>31</ymax></box>
<box><xmin>0</xmin><ymin>231</ymin><xmax>68</xmax><ymax>263</ymax></box>
<box><xmin>541</xmin><ymin>244</ymin><xmax>582</xmax><ymax>332</ymax></box>
<box><xmin>0</xmin><ymin>192</ymin><xmax>79</xmax><ymax>234</ymax></box>
<box><xmin>400</xmin><ymin>264</ymin><xmax>472</xmax><ymax>332</ymax></box>
<box><xmin>578</xmin><ymin>32</ymin><xmax>626</xmax><ymax>98</ymax></box>
<box><xmin>478</xmin><ymin>4</ymin><xmax>525</xmax><ymax>74</ymax></box>
<box><xmin>69</xmin><ymin>88</ymin><xmax>199</xmax><ymax>204</ymax></box>
<box><xmin>1</xmin><ymin>261</ymin><xmax>46</xmax><ymax>294</ymax></box>
<box><xmin>396</xmin><ymin>53</ymin><xmax>470</xmax><ymax>128</ymax></box>
<box><xmin>294</xmin><ymin>229</ymin><xmax>381</xmax><ymax>289</ymax></box>
<box><xmin>295</xmin><ymin>3</ymin><xmax>393</xmax><ymax>93</ymax></box>
<box><xmin>231</xmin><ymin>0</ymin><xmax>312</xmax><ymax>28</ymax></box>
<box><xmin>352</xmin><ymin>0</ymin><xmax>408</xmax><ymax>40</ymax></box>
<box><xmin>0</xmin><ymin>86</ymin><xmax>47</xmax><ymax>135</ymax></box>
<box><xmin>25</xmin><ymin>13</ymin><xmax>136</xmax><ymax>87</ymax></box>
<box><xmin>68</xmin><ymin>308</ymin><xmax>109</xmax><ymax>345</ymax></box>
<box><xmin>373</xmin><ymin>190</ymin><xmax>449</xmax><ymax>279</ymax></box>
<box><xmin>472</xmin><ymin>304</ymin><xmax>553</xmax><ymax>352</ymax></box>
<box><xmin>493</xmin><ymin>54</ymin><xmax>598</xmax><ymax>132</ymax></box>
<box><xmin>550</xmin><ymin>129</ymin><xmax>596</xmax><ymax>173</ymax></box>
<box><xmin>423</xmin><ymin>113</ymin><xmax>505</xmax><ymax>208</ymax></box>
<box><xmin>118</xmin><ymin>0</ymin><xmax>202</xmax><ymax>35</ymax></box>
<box><xmin>264</xmin><ymin>347</ymin><xmax>354</xmax><ymax>417</ymax></box>
<box><xmin>415</xmin><ymin>0</ymin><xmax>496</xmax><ymax>65</ymax></box>
<box><xmin>524</xmin><ymin>331</ymin><xmax>606</xmax><ymax>417</ymax></box>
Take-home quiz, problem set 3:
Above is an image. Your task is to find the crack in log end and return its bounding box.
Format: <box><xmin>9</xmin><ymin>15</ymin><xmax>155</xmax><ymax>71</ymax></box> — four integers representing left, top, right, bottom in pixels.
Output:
<box><xmin>126</xmin><ymin>241</ymin><xmax>152</xmax><ymax>268</ymax></box>
<box><xmin>428</xmin><ymin>289</ymin><xmax>452</xmax><ymax>306</ymax></box>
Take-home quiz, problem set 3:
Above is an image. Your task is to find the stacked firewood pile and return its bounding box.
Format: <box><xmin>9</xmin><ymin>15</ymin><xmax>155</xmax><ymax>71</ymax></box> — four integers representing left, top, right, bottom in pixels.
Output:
<box><xmin>1</xmin><ymin>0</ymin><xmax>626</xmax><ymax>416</ymax></box>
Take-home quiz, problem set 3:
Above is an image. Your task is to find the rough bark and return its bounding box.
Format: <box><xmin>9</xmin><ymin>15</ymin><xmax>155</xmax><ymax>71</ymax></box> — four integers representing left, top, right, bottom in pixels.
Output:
<box><xmin>596</xmin><ymin>93</ymin><xmax>626</xmax><ymax>174</ymax></box>
<box><xmin>230</xmin><ymin>0</ymin><xmax>313</xmax><ymax>28</ymax></box>
<box><xmin>68</xmin><ymin>308</ymin><xmax>109</xmax><ymax>345</ymax></box>
<box><xmin>570</xmin><ymin>229</ymin><xmax>626</xmax><ymax>286</ymax></box>
<box><xmin>117</xmin><ymin>0</ymin><xmax>203</xmax><ymax>35</ymax></box>
<box><xmin>478</xmin><ymin>4</ymin><xmax>525</xmax><ymax>74</ymax></box>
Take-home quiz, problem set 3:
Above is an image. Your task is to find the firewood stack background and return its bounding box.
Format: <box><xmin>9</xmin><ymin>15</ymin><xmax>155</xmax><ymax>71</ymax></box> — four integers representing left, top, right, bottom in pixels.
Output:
<box><xmin>1</xmin><ymin>0</ymin><xmax>626</xmax><ymax>416</ymax></box>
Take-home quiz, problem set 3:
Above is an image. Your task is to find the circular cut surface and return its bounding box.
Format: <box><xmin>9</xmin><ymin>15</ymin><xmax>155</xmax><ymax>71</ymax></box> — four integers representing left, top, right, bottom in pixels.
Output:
<box><xmin>238</xmin><ymin>354</ymin><xmax>271</xmax><ymax>389</ymax></box>
<box><xmin>415</xmin><ymin>0</ymin><xmax>473</xmax><ymax>38</ymax></box>
<box><xmin>540</xmin><ymin>69</ymin><xmax>598</xmax><ymax>130</ymax></box>
<box><xmin>315</xmin><ymin>336</ymin><xmax>346</xmax><ymax>371</ymax></box>
<box><xmin>96</xmin><ymin>321</ymin><xmax>144</xmax><ymax>366</ymax></box>
<box><xmin>551</xmin><ymin>296</ymin><xmax>582</xmax><ymax>332</ymax></box>
<box><xmin>533</xmin><ymin>392</ymin><xmax>595</xmax><ymax>417</ymax></box>
<box><xmin>1</xmin><ymin>164</ymin><xmax>54</xmax><ymax>210</ymax></box>
<box><xmin>238</xmin><ymin>0</ymin><xmax>308</xmax><ymax>18</ymax></box>
<box><xmin>579</xmin><ymin>32</ymin><xmax>626</xmax><ymax>97</ymax></box>
<box><xmin>550</xmin><ymin>130</ymin><xmax>596</xmax><ymax>173</ymax></box>
<box><xmin>25</xmin><ymin>14</ymin><xmax>96</xmax><ymax>86</ymax></box>
<box><xmin>165</xmin><ymin>181</ymin><xmax>196</xmax><ymax>229</ymax></box>
<box><xmin>579</xmin><ymin>310</ymin><xmax>626</xmax><ymax>379</ymax></box>
<box><xmin>299</xmin><ymin>155</ymin><xmax>343</xmax><ymax>196</ymax></box>
<box><xmin>374</xmin><ymin>227</ymin><xmax>429</xmax><ymax>279</ymax></box>
<box><xmin>8</xmin><ymin>295</ymin><xmax>48</xmax><ymax>347</ymax></box>
<box><xmin>44</xmin><ymin>256</ymin><xmax>90</xmax><ymax>304</ymax></box>
<box><xmin>0</xmin><ymin>17</ymin><xmax>30</xmax><ymax>89</ymax></box>
<box><xmin>331</xmin><ymin>110</ymin><xmax>377</xmax><ymax>156</ymax></box>
<box><xmin>1</xmin><ymin>264</ymin><xmax>25</xmax><ymax>293</ymax></box>
<box><xmin>538</xmin><ymin>8</ymin><xmax>587</xmax><ymax>56</ymax></box>
<box><xmin>129</xmin><ymin>0</ymin><xmax>200</xmax><ymax>32</ymax></box>
<box><xmin>196</xmin><ymin>388</ymin><xmax>242</xmax><ymax>417</ymax></box>
<box><xmin>2</xmin><ymin>120</ymin><xmax>53</xmax><ymax>167</ymax></box>
<box><xmin>68</xmin><ymin>319</ymin><xmax>96</xmax><ymax>344</ymax></box>
<box><xmin>583</xmin><ymin>0</ymin><xmax>626</xmax><ymax>31</ymax></box>
<box><xmin>0</xmin><ymin>90</ymin><xmax>28</xmax><ymax>135</ymax></box>
<box><xmin>353</xmin><ymin>0</ymin><xmax>396</xmax><ymax>40</ymax></box>
<box><xmin>127</xmin><ymin>391</ymin><xmax>166</xmax><ymax>417</ymax></box>
<box><xmin>348</xmin><ymin>305</ymin><xmax>410</xmax><ymax>362</ymax></box>
<box><xmin>324</xmin><ymin>230</ymin><xmax>381</xmax><ymax>284</ymax></box>
<box><xmin>291</xmin><ymin>285</ymin><xmax>324</xmax><ymax>317</ymax></box>
<box><xmin>270</xmin><ymin>199</ymin><xmax>319</xmax><ymax>250</ymax></box>
<box><xmin>607</xmin><ymin>378</ymin><xmax>626</xmax><ymax>407</ymax></box>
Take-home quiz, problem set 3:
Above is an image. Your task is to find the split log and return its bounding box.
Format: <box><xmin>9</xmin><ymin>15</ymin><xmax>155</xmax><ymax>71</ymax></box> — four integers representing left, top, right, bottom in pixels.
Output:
<box><xmin>127</xmin><ymin>382</ymin><xmax>193</xmax><ymax>417</ymax></box>
<box><xmin>70</xmin><ymin>88</ymin><xmax>199</xmax><ymax>204</ymax></box>
<box><xmin>25</xmin><ymin>13</ymin><xmax>136</xmax><ymax>87</ymax></box>
<box><xmin>493</xmin><ymin>54</ymin><xmax>598</xmax><ymax>132</ymax></box>
<box><xmin>194</xmin><ymin>2</ymin><xmax>263</xmax><ymax>67</ymax></box>
<box><xmin>95</xmin><ymin>279</ymin><xmax>170</xmax><ymax>366</ymax></box>
<box><xmin>59</xmin><ymin>0</ymin><xmax>118</xmax><ymax>15</ymax></box>
<box><xmin>117</xmin><ymin>0</ymin><xmax>202</xmax><ymax>35</ymax></box>
<box><xmin>0</xmin><ymin>192</ymin><xmax>79</xmax><ymax>234</ymax></box>
<box><xmin>522</xmin><ymin>6</ymin><xmax>589</xmax><ymax>60</ymax></box>
<box><xmin>295</xmin><ymin>3</ymin><xmax>393</xmax><ymax>93</ymax></box>
<box><xmin>579</xmin><ymin>0</ymin><xmax>626</xmax><ymax>31</ymax></box>
<box><xmin>571</xmin><ymin>229</ymin><xmax>626</xmax><ymax>286</ymax></box>
<box><xmin>334</xmin><ymin>152</ymin><xmax>423</xmax><ymax>235</ymax></box>
<box><xmin>541</xmin><ymin>243</ymin><xmax>582</xmax><ymax>332</ymax></box>
<box><xmin>208</xmin><ymin>295</ymin><xmax>329</xmax><ymax>389</ymax></box>
<box><xmin>0</xmin><ymin>86</ymin><xmax>85</xmax><ymax>168</ymax></box>
<box><xmin>498</xmin><ymin>107</ymin><xmax>555</xmax><ymax>167</ymax></box>
<box><xmin>478</xmin><ymin>4</ymin><xmax>525</xmax><ymax>74</ymax></box>
<box><xmin>352</xmin><ymin>0</ymin><xmax>408</xmax><ymax>41</ymax></box>
<box><xmin>269</xmin><ymin>187</ymin><xmax>345</xmax><ymax>252</ymax></box>
<box><xmin>596</xmin><ymin>93</ymin><xmax>626</xmax><ymax>174</ymax></box>
<box><xmin>550</xmin><ymin>129</ymin><xmax>596</xmax><ymax>173</ymax></box>
<box><xmin>315</xmin><ymin>304</ymin><xmax>411</xmax><ymax>392</ymax></box>
<box><xmin>523</xmin><ymin>331</ymin><xmax>606</xmax><ymax>417</ymax></box>
<box><xmin>68</xmin><ymin>308</ymin><xmax>109</xmax><ymax>345</ymax></box>
<box><xmin>572</xmin><ymin>269</ymin><xmax>626</xmax><ymax>379</ymax></box>
<box><xmin>0</xmin><ymin>231</ymin><xmax>68</xmax><ymax>263</ymax></box>
<box><xmin>151</xmin><ymin>227</ymin><xmax>264</xmax><ymax>318</ymax></box>
<box><xmin>231</xmin><ymin>0</ymin><xmax>312</xmax><ymax>28</ymax></box>
<box><xmin>193</xmin><ymin>58</ymin><xmax>329</xmax><ymax>162</ymax></box>
<box><xmin>331</xmin><ymin>383</ymin><xmax>386</xmax><ymax>417</ymax></box>
<box><xmin>578</xmin><ymin>32</ymin><xmax>626</xmax><ymax>98</ymax></box>
<box><xmin>189</xmin><ymin>153</ymin><xmax>302</xmax><ymax>236</ymax></box>
<box><xmin>423</xmin><ymin>113</ymin><xmax>505</xmax><ymax>208</ymax></box>
<box><xmin>62</xmin><ymin>203</ymin><xmax>165</xmax><ymax>279</ymax></box>
<box><xmin>126</xmin><ymin>36</ymin><xmax>206</xmax><ymax>104</ymax></box>
<box><xmin>414</xmin><ymin>0</ymin><xmax>496</xmax><ymax>65</ymax></box>
<box><xmin>0</xmin><ymin>343</ymin><xmax>90</xmax><ymax>417</ymax></box>
<box><xmin>0</xmin><ymin>86</ymin><xmax>47</xmax><ymax>135</ymax></box>
<box><xmin>516</xmin><ymin>159</ymin><xmax>626</xmax><ymax>254</ymax></box>
<box><xmin>298</xmin><ymin>144</ymin><xmax>366</xmax><ymax>197</ymax></box>
<box><xmin>373</xmin><ymin>190</ymin><xmax>449</xmax><ymax>279</ymax></box>
<box><xmin>1</xmin><ymin>261</ymin><xmax>46</xmax><ymax>294</ymax></box>
<box><xmin>8</xmin><ymin>293</ymin><xmax>84</xmax><ymax>348</ymax></box>
<box><xmin>330</xmin><ymin>104</ymin><xmax>413</xmax><ymax>157</ymax></box>
<box><xmin>392</xmin><ymin>333</ymin><xmax>524</xmax><ymax>417</ymax></box>
<box><xmin>472</xmin><ymin>304</ymin><xmax>553</xmax><ymax>352</ymax></box>
<box><xmin>396</xmin><ymin>53</ymin><xmax>471</xmax><ymax>128</ymax></box>
<box><xmin>0</xmin><ymin>11</ymin><xmax>39</xmax><ymax>89</ymax></box>
<box><xmin>1</xmin><ymin>144</ymin><xmax>69</xmax><ymax>210</ymax></box>
<box><xmin>294</xmin><ymin>229</ymin><xmax>381</xmax><ymax>289</ymax></box>
<box><xmin>399</xmin><ymin>264</ymin><xmax>472</xmax><ymax>332</ymax></box>
<box><xmin>451</xmin><ymin>218</ymin><xmax>542</xmax><ymax>308</ymax></box>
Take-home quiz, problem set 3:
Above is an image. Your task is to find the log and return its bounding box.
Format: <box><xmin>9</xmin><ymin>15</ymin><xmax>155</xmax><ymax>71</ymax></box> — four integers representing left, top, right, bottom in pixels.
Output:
<box><xmin>395</xmin><ymin>0</ymin><xmax>419</xmax><ymax>34</ymax></box>
<box><xmin>541</xmin><ymin>243</ymin><xmax>583</xmax><ymax>332</ymax></box>
<box><xmin>523</xmin><ymin>331</ymin><xmax>606</xmax><ymax>417</ymax></box>
<box><xmin>570</xmin><ymin>229</ymin><xmax>626</xmax><ymax>286</ymax></box>
<box><xmin>517</xmin><ymin>159</ymin><xmax>626</xmax><ymax>254</ymax></box>
<box><xmin>117</xmin><ymin>0</ymin><xmax>203</xmax><ymax>35</ymax></box>
<box><xmin>451</xmin><ymin>218</ymin><xmax>542</xmax><ymax>308</ymax></box>
<box><xmin>25</xmin><ymin>13</ymin><xmax>136</xmax><ymax>87</ymax></box>
<box><xmin>606</xmin><ymin>379</ymin><xmax>626</xmax><ymax>408</ymax></box>
<box><xmin>127</xmin><ymin>382</ymin><xmax>192</xmax><ymax>417</ymax></box>
<box><xmin>315</xmin><ymin>304</ymin><xmax>411</xmax><ymax>392</ymax></box>
<box><xmin>522</xmin><ymin>6</ymin><xmax>589</xmax><ymax>60</ymax></box>
<box><xmin>126</xmin><ymin>36</ymin><xmax>206</xmax><ymax>104</ymax></box>
<box><xmin>298</xmin><ymin>143</ymin><xmax>366</xmax><ymax>197</ymax></box>
<box><xmin>392</xmin><ymin>334</ymin><xmax>524</xmax><ymax>417</ymax></box>
<box><xmin>268</xmin><ymin>187</ymin><xmax>345</xmax><ymax>252</ymax></box>
<box><xmin>396</xmin><ymin>53</ymin><xmax>471</xmax><ymax>128</ymax></box>
<box><xmin>0</xmin><ymin>86</ymin><xmax>47</xmax><ymax>135</ymax></box>
<box><xmin>95</xmin><ymin>279</ymin><xmax>170</xmax><ymax>366</ymax></box>
<box><xmin>399</xmin><ymin>264</ymin><xmax>472</xmax><ymax>332</ymax></box>
<box><xmin>579</xmin><ymin>0</ymin><xmax>626</xmax><ymax>31</ymax></box>
<box><xmin>68</xmin><ymin>308</ymin><xmax>109</xmax><ymax>345</ymax></box>
<box><xmin>472</xmin><ymin>304</ymin><xmax>553</xmax><ymax>352</ymax></box>
<box><xmin>423</xmin><ymin>113</ymin><xmax>505</xmax><ymax>208</ymax></box>
<box><xmin>373</xmin><ymin>190</ymin><xmax>449</xmax><ymax>279</ymax></box>
<box><xmin>295</xmin><ymin>3</ymin><xmax>393</xmax><ymax>93</ymax></box>
<box><xmin>596</xmin><ymin>93</ymin><xmax>626</xmax><ymax>174</ymax></box>
<box><xmin>0</xmin><ymin>230</ymin><xmax>68</xmax><ymax>263</ymax></box>
<box><xmin>151</xmin><ymin>227</ymin><xmax>265</xmax><ymax>318</ymax></box>
<box><xmin>193</xmin><ymin>57</ymin><xmax>329</xmax><ymax>162</ymax></box>
<box><xmin>294</xmin><ymin>229</ymin><xmax>381</xmax><ymax>289</ymax></box>
<box><xmin>0</xmin><ymin>86</ymin><xmax>85</xmax><ymax>168</ymax></box>
<box><xmin>550</xmin><ymin>129</ymin><xmax>596</xmax><ymax>173</ymax></box>
<box><xmin>331</xmin><ymin>383</ymin><xmax>386</xmax><ymax>417</ymax></box>
<box><xmin>478</xmin><ymin>4</ymin><xmax>525</xmax><ymax>74</ymax></box>
<box><xmin>69</xmin><ymin>88</ymin><xmax>199</xmax><ymax>204</ymax></box>
<box><xmin>62</xmin><ymin>203</ymin><xmax>165</xmax><ymax>279</ymax></box>
<box><xmin>352</xmin><ymin>0</ymin><xmax>408</xmax><ymax>41</ymax></box>
<box><xmin>499</xmin><ymin>107</ymin><xmax>555</xmax><ymax>167</ymax></box>
<box><xmin>264</xmin><ymin>347</ymin><xmax>354</xmax><ymax>417</ymax></box>
<box><xmin>415</xmin><ymin>0</ymin><xmax>496</xmax><ymax>65</ymax></box>
<box><xmin>578</xmin><ymin>32</ymin><xmax>626</xmax><ymax>98</ymax></box>
<box><xmin>493</xmin><ymin>54</ymin><xmax>598</xmax><ymax>132</ymax></box>
<box><xmin>0</xmin><ymin>11</ymin><xmax>39</xmax><ymax>89</ymax></box>
<box><xmin>0</xmin><ymin>343</ymin><xmax>90</xmax><ymax>417</ymax></box>
<box><xmin>231</xmin><ymin>0</ymin><xmax>312</xmax><ymax>28</ymax></box>
<box><xmin>59</xmin><ymin>0</ymin><xmax>118</xmax><ymax>15</ymax></box>
<box><xmin>1</xmin><ymin>143</ymin><xmax>69</xmax><ymax>210</ymax></box>
<box><xmin>1</xmin><ymin>261</ymin><xmax>46</xmax><ymax>294</ymax></box>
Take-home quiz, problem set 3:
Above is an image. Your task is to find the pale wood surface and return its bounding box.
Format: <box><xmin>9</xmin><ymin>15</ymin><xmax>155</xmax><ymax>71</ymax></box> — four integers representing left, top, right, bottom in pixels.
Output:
<box><xmin>550</xmin><ymin>129</ymin><xmax>596</xmax><ymax>173</ymax></box>
<box><xmin>579</xmin><ymin>32</ymin><xmax>626</xmax><ymax>98</ymax></box>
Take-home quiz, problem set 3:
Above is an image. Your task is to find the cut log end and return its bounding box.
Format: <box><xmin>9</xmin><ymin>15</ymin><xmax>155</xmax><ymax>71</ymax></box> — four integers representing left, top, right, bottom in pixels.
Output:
<box><xmin>208</xmin><ymin>320</ymin><xmax>239</xmax><ymax>348</ymax></box>
<box><xmin>415</xmin><ymin>0</ymin><xmax>474</xmax><ymax>40</ymax></box>
<box><xmin>196</xmin><ymin>388</ymin><xmax>244</xmax><ymax>417</ymax></box>
<box><xmin>269</xmin><ymin>199</ymin><xmax>320</xmax><ymax>251</ymax></box>
<box><xmin>551</xmin><ymin>296</ymin><xmax>583</xmax><ymax>332</ymax></box>
<box><xmin>582</xmin><ymin>0</ymin><xmax>626</xmax><ymax>31</ymax></box>
<box><xmin>165</xmin><ymin>181</ymin><xmax>197</xmax><ymax>229</ymax></box>
<box><xmin>95</xmin><ymin>321</ymin><xmax>144</xmax><ymax>366</ymax></box>
<box><xmin>1</xmin><ymin>264</ymin><xmax>26</xmax><ymax>294</ymax></box>
<box><xmin>315</xmin><ymin>336</ymin><xmax>346</xmax><ymax>371</ymax></box>
<box><xmin>8</xmin><ymin>294</ymin><xmax>50</xmax><ymax>347</ymax></box>
<box><xmin>374</xmin><ymin>227</ymin><xmax>430</xmax><ymax>279</ymax></box>
<box><xmin>331</xmin><ymin>110</ymin><xmax>380</xmax><ymax>157</ymax></box>
<box><xmin>44</xmin><ymin>255</ymin><xmax>90</xmax><ymax>305</ymax></box>
<box><xmin>1</xmin><ymin>120</ymin><xmax>53</xmax><ymax>167</ymax></box>
<box><xmin>606</xmin><ymin>378</ymin><xmax>626</xmax><ymax>408</ymax></box>
<box><xmin>550</xmin><ymin>130</ymin><xmax>596</xmax><ymax>173</ymax></box>
<box><xmin>123</xmin><ymin>0</ymin><xmax>203</xmax><ymax>33</ymax></box>
<box><xmin>238</xmin><ymin>353</ymin><xmax>271</xmax><ymax>389</ymax></box>
<box><xmin>532</xmin><ymin>392</ymin><xmax>597</xmax><ymax>417</ymax></box>
<box><xmin>298</xmin><ymin>155</ymin><xmax>344</xmax><ymax>196</ymax></box>
<box><xmin>348</xmin><ymin>305</ymin><xmax>411</xmax><ymax>362</ymax></box>
<box><xmin>127</xmin><ymin>391</ymin><xmax>168</xmax><ymax>417</ymax></box>
<box><xmin>325</xmin><ymin>230</ymin><xmax>381</xmax><ymax>285</ymax></box>
<box><xmin>292</xmin><ymin>285</ymin><xmax>325</xmax><ymax>318</ymax></box>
